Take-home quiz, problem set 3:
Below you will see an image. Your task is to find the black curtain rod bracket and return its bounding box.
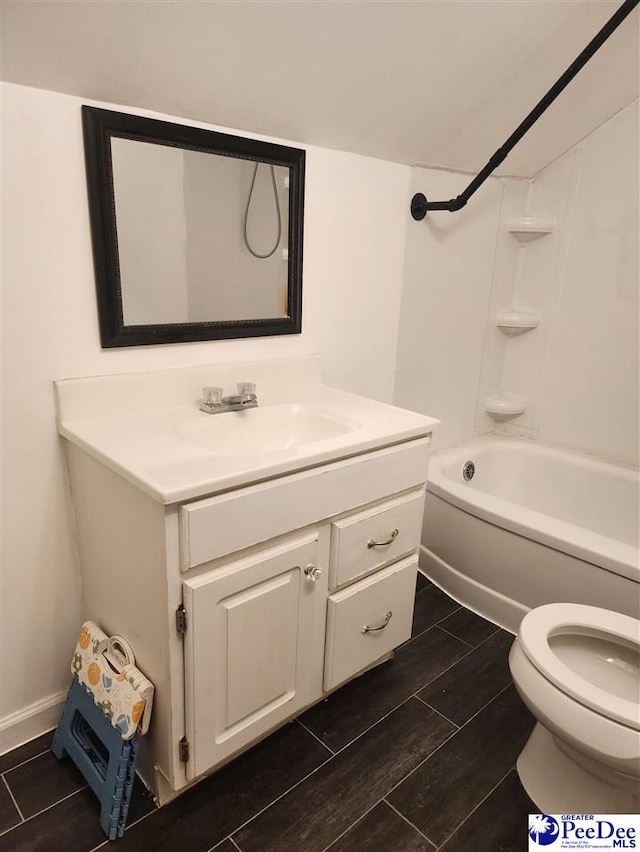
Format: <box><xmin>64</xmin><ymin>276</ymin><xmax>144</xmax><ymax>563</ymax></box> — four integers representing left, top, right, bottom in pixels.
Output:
<box><xmin>411</xmin><ymin>0</ymin><xmax>639</xmax><ymax>219</ymax></box>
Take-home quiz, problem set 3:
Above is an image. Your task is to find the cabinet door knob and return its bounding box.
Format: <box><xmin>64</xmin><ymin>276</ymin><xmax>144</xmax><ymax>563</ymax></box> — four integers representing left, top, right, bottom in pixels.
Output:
<box><xmin>367</xmin><ymin>528</ymin><xmax>399</xmax><ymax>549</ymax></box>
<box><xmin>361</xmin><ymin>611</ymin><xmax>393</xmax><ymax>634</ymax></box>
<box><xmin>304</xmin><ymin>564</ymin><xmax>323</xmax><ymax>582</ymax></box>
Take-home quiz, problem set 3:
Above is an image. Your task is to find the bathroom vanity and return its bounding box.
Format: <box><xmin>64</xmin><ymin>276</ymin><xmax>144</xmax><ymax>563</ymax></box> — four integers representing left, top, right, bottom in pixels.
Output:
<box><xmin>55</xmin><ymin>356</ymin><xmax>438</xmax><ymax>804</ymax></box>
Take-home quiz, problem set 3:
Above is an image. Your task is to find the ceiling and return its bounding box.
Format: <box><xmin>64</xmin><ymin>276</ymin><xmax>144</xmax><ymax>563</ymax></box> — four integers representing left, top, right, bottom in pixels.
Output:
<box><xmin>1</xmin><ymin>0</ymin><xmax>638</xmax><ymax>178</ymax></box>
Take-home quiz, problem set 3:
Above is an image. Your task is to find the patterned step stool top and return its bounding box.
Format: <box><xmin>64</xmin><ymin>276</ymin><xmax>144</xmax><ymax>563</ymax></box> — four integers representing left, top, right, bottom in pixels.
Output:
<box><xmin>71</xmin><ymin>621</ymin><xmax>154</xmax><ymax>739</ymax></box>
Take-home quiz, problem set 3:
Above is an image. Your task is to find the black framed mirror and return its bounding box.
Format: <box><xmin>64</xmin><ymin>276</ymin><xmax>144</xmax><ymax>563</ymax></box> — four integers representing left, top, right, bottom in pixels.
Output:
<box><xmin>81</xmin><ymin>106</ymin><xmax>305</xmax><ymax>347</ymax></box>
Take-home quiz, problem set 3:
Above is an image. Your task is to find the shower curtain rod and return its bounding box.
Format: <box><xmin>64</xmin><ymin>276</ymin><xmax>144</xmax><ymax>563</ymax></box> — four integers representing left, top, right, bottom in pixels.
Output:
<box><xmin>410</xmin><ymin>0</ymin><xmax>639</xmax><ymax>219</ymax></box>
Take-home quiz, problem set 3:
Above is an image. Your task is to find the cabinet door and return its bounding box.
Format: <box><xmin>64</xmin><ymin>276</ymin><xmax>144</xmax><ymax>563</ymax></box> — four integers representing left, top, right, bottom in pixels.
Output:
<box><xmin>182</xmin><ymin>531</ymin><xmax>324</xmax><ymax>779</ymax></box>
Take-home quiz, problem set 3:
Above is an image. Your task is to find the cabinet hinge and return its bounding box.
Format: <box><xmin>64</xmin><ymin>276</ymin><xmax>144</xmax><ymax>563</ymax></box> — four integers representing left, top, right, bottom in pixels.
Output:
<box><xmin>179</xmin><ymin>736</ymin><xmax>190</xmax><ymax>763</ymax></box>
<box><xmin>176</xmin><ymin>604</ymin><xmax>187</xmax><ymax>634</ymax></box>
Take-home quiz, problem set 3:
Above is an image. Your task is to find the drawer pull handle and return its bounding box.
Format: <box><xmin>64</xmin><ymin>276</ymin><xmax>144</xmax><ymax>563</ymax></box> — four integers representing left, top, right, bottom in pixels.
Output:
<box><xmin>304</xmin><ymin>564</ymin><xmax>323</xmax><ymax>582</ymax></box>
<box><xmin>367</xmin><ymin>529</ymin><xmax>399</xmax><ymax>549</ymax></box>
<box><xmin>361</xmin><ymin>611</ymin><xmax>393</xmax><ymax>634</ymax></box>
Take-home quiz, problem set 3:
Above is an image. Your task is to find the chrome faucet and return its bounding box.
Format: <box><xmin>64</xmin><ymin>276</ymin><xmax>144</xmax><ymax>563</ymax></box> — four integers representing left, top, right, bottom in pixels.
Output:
<box><xmin>199</xmin><ymin>382</ymin><xmax>258</xmax><ymax>414</ymax></box>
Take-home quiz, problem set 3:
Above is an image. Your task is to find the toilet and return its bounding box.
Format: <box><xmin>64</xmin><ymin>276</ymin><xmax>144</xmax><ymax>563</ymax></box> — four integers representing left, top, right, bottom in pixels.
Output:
<box><xmin>509</xmin><ymin>603</ymin><xmax>640</xmax><ymax>814</ymax></box>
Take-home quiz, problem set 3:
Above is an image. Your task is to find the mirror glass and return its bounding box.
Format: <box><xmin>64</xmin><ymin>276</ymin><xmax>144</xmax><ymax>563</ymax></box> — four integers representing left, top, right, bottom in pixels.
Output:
<box><xmin>82</xmin><ymin>107</ymin><xmax>305</xmax><ymax>347</ymax></box>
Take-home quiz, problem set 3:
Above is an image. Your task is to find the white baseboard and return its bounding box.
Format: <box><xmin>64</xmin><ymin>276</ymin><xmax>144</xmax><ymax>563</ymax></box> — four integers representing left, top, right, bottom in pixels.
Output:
<box><xmin>0</xmin><ymin>690</ymin><xmax>66</xmax><ymax>755</ymax></box>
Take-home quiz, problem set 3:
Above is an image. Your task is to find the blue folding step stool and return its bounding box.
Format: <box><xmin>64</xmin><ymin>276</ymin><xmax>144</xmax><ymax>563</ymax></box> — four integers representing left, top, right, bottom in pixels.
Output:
<box><xmin>52</xmin><ymin>621</ymin><xmax>154</xmax><ymax>840</ymax></box>
<box><xmin>52</xmin><ymin>675</ymin><xmax>139</xmax><ymax>840</ymax></box>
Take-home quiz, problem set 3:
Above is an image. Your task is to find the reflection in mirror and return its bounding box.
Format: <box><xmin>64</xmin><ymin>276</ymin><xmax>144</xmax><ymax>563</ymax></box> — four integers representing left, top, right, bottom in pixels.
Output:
<box><xmin>112</xmin><ymin>140</ymin><xmax>290</xmax><ymax>325</ymax></box>
<box><xmin>81</xmin><ymin>107</ymin><xmax>304</xmax><ymax>347</ymax></box>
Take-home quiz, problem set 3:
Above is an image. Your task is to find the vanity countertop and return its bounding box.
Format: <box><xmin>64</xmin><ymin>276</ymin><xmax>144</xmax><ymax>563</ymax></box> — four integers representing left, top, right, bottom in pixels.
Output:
<box><xmin>55</xmin><ymin>357</ymin><xmax>439</xmax><ymax>504</ymax></box>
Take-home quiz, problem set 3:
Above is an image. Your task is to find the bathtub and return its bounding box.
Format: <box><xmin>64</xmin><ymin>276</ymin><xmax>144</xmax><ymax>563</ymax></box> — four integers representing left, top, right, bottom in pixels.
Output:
<box><xmin>421</xmin><ymin>435</ymin><xmax>640</xmax><ymax>633</ymax></box>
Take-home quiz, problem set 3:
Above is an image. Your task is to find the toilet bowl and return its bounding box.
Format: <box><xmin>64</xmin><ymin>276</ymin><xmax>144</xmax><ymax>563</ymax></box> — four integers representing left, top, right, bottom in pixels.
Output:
<box><xmin>509</xmin><ymin>603</ymin><xmax>640</xmax><ymax>814</ymax></box>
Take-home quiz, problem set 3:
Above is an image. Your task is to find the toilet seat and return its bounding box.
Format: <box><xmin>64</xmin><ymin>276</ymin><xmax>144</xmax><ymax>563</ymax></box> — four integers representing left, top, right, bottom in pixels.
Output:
<box><xmin>518</xmin><ymin>603</ymin><xmax>640</xmax><ymax>731</ymax></box>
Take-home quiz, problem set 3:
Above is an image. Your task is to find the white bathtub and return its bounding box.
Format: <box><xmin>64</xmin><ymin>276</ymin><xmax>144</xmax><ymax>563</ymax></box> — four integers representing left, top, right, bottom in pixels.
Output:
<box><xmin>422</xmin><ymin>436</ymin><xmax>640</xmax><ymax>633</ymax></box>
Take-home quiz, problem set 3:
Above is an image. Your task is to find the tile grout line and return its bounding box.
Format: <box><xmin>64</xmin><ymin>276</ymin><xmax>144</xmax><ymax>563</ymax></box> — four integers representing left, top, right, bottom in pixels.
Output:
<box><xmin>233</xmin><ymin>654</ymin><xmax>474</xmax><ymax>847</ymax></box>
<box><xmin>0</xmin><ymin>784</ymin><xmax>88</xmax><ymax>839</ymax></box>
<box><xmin>382</xmin><ymin>681</ymin><xmax>515</xmax><ymax>807</ymax></box>
<box><xmin>415</xmin><ymin>581</ymin><xmax>508</xmax><ymax>650</ymax></box>
<box><xmin>412</xmin><ymin>630</ymin><xmax>515</xmax><ymax>726</ymax></box>
<box><xmin>418</xmin><ymin>675</ymin><xmax>515</xmax><ymax>735</ymax></box>
<box><xmin>205</xmin><ymin>836</ymin><xmax>243</xmax><ymax>852</ymax></box>
<box><xmin>400</xmin><ymin>625</ymin><xmax>478</xmax><ymax>697</ymax></box>
<box><xmin>233</xmin><ymin>688</ymin><xmax>462</xmax><ymax>852</ymax></box>
<box><xmin>318</xmin><ymin>613</ymin><xmax>482</xmax><ymax>755</ymax></box>
<box><xmin>233</xmin><ymin>677</ymin><xmax>518</xmax><ymax>852</ymax></box>
<box><xmin>295</xmin><ymin>718</ymin><xmax>337</xmax><ymax>756</ymax></box>
<box><xmin>315</xmin><ymin>762</ymin><xmax>444</xmax><ymax>851</ymax></box>
<box><xmin>409</xmin><ymin>604</ymin><xmax>464</xmax><ymax>644</ymax></box>
<box><xmin>0</xmin><ymin>745</ymin><xmax>51</xmax><ymax>776</ymax></box>
<box><xmin>325</xmin><ymin>623</ymin><xmax>478</xmax><ymax>755</ymax></box>
<box><xmin>381</xmin><ymin>716</ymin><xmax>460</xmax><ymax>800</ymax></box>
<box><xmin>316</xmin><ymin>704</ymin><xmax>465</xmax><ymax>851</ymax></box>
<box><xmin>228</xmin><ymin>690</ymin><xmax>450</xmax><ymax>848</ymax></box>
<box><xmin>384</xmin><ymin>797</ymin><xmax>438</xmax><ymax>850</ymax></box>
<box><xmin>318</xmin><ymin>799</ymin><xmax>382</xmax><ymax>852</ymax></box>
<box><xmin>230</xmin><ymin>598</ymin><xmax>475</xmax><ymax>790</ymax></box>
<box><xmin>1</xmin><ymin>772</ymin><xmax>25</xmax><ymax>823</ymax></box>
<box><xmin>388</xmin><ymin>624</ymin><xmax>512</xmax><ymax>736</ymax></box>
<box><xmin>466</xmin><ymin>624</ymin><xmax>508</xmax><ymax>649</ymax></box>
<box><xmin>413</xmin><ymin>693</ymin><xmax>460</xmax><ymax>730</ymax></box>
<box><xmin>447</xmin><ymin>679</ymin><xmax>515</xmax><ymax>732</ymax></box>
<box><xmin>428</xmin><ymin>606</ymin><xmax>506</xmax><ymax>650</ymax></box>
<box><xmin>331</xmin><ymin>689</ymin><xmax>433</xmax><ymax>757</ymax></box>
<box><xmin>228</xmin><ymin>748</ymin><xmax>336</xmax><ymax>846</ymax></box>
<box><xmin>88</xmin><ymin>806</ymin><xmax>160</xmax><ymax>851</ymax></box>
<box><xmin>410</xmin><ymin>604</ymin><xmax>513</xmax><ymax>657</ymax></box>
<box><xmin>0</xmin><ymin>672</ymin><xmax>442</xmax><ymax>847</ymax></box>
<box><xmin>434</xmin><ymin>765</ymin><xmax>517</xmax><ymax>849</ymax></box>
<box><xmin>437</xmin><ymin>623</ymin><xmax>495</xmax><ymax>646</ymax></box>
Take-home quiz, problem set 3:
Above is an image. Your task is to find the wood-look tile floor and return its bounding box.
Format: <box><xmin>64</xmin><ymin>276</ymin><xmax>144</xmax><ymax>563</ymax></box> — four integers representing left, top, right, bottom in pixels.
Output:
<box><xmin>0</xmin><ymin>574</ymin><xmax>537</xmax><ymax>851</ymax></box>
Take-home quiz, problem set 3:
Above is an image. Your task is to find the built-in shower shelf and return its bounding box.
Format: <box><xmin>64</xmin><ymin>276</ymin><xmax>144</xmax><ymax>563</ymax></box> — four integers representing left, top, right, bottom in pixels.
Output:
<box><xmin>485</xmin><ymin>394</ymin><xmax>527</xmax><ymax>421</ymax></box>
<box><xmin>495</xmin><ymin>309</ymin><xmax>541</xmax><ymax>335</ymax></box>
<box><xmin>508</xmin><ymin>216</ymin><xmax>555</xmax><ymax>243</ymax></box>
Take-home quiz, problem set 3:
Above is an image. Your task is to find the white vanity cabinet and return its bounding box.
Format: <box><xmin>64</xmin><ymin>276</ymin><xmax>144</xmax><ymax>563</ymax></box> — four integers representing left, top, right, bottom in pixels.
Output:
<box><xmin>181</xmin><ymin>479</ymin><xmax>427</xmax><ymax>779</ymax></box>
<box><xmin>64</xmin><ymin>436</ymin><xmax>430</xmax><ymax>804</ymax></box>
<box><xmin>55</xmin><ymin>358</ymin><xmax>438</xmax><ymax>805</ymax></box>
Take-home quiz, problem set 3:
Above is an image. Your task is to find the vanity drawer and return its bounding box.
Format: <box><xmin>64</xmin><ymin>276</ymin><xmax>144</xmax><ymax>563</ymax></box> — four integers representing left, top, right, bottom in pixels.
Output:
<box><xmin>180</xmin><ymin>438</ymin><xmax>431</xmax><ymax>570</ymax></box>
<box><xmin>324</xmin><ymin>554</ymin><xmax>418</xmax><ymax>691</ymax></box>
<box><xmin>329</xmin><ymin>488</ymin><xmax>424</xmax><ymax>589</ymax></box>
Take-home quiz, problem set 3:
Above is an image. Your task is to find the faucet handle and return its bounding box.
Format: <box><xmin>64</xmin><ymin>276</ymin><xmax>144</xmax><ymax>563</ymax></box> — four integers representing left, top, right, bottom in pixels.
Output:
<box><xmin>237</xmin><ymin>382</ymin><xmax>256</xmax><ymax>397</ymax></box>
<box><xmin>202</xmin><ymin>386</ymin><xmax>224</xmax><ymax>406</ymax></box>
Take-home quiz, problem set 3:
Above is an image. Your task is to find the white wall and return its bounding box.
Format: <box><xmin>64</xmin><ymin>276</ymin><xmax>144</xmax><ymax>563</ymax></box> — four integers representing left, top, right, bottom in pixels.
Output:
<box><xmin>393</xmin><ymin>167</ymin><xmax>526</xmax><ymax>450</ymax></box>
<box><xmin>478</xmin><ymin>100</ymin><xmax>639</xmax><ymax>467</ymax></box>
<box><xmin>0</xmin><ymin>82</ymin><xmax>411</xmax><ymax>747</ymax></box>
<box><xmin>397</xmin><ymin>99</ymin><xmax>639</xmax><ymax>469</ymax></box>
<box><xmin>522</xmin><ymin>102</ymin><xmax>639</xmax><ymax>466</ymax></box>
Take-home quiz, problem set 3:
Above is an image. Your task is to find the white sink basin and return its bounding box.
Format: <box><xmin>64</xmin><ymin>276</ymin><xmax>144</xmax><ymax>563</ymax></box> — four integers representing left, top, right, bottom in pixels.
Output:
<box><xmin>55</xmin><ymin>356</ymin><xmax>439</xmax><ymax>502</ymax></box>
<box><xmin>177</xmin><ymin>403</ymin><xmax>358</xmax><ymax>456</ymax></box>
